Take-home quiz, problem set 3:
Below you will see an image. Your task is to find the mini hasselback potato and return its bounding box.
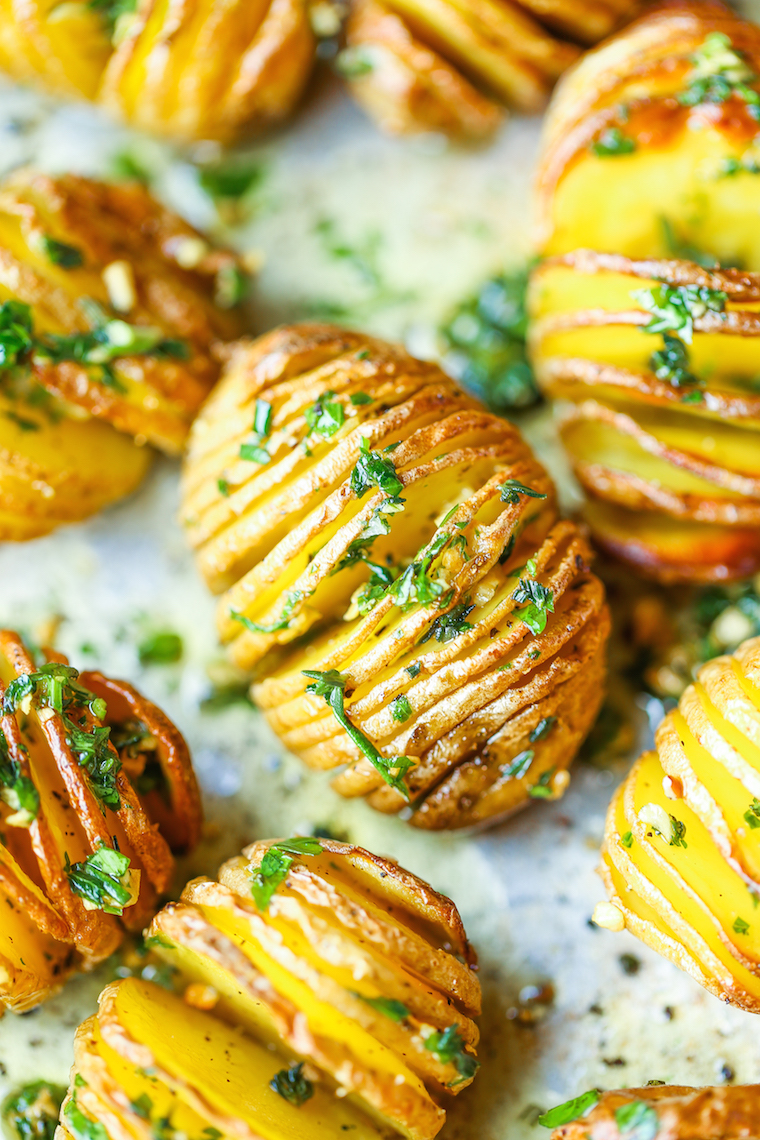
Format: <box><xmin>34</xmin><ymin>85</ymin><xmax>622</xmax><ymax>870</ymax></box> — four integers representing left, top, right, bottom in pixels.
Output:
<box><xmin>0</xmin><ymin>0</ymin><xmax>316</xmax><ymax>145</ymax></box>
<box><xmin>57</xmin><ymin>837</ymin><xmax>480</xmax><ymax>1140</ymax></box>
<box><xmin>536</xmin><ymin>2</ymin><xmax>760</xmax><ymax>265</ymax></box>
<box><xmin>598</xmin><ymin>634</ymin><xmax>760</xmax><ymax>1013</ymax></box>
<box><xmin>342</xmin><ymin>0</ymin><xmax>640</xmax><ymax>137</ymax></box>
<box><xmin>543</xmin><ymin>1083</ymin><xmax>760</xmax><ymax>1138</ymax></box>
<box><xmin>529</xmin><ymin>251</ymin><xmax>760</xmax><ymax>582</ymax></box>
<box><xmin>0</xmin><ymin>630</ymin><xmax>201</xmax><ymax>1014</ymax></box>
<box><xmin>0</xmin><ymin>169</ymin><xmax>245</xmax><ymax>539</ymax></box>
<box><xmin>181</xmin><ymin>322</ymin><xmax>610</xmax><ymax>829</ymax></box>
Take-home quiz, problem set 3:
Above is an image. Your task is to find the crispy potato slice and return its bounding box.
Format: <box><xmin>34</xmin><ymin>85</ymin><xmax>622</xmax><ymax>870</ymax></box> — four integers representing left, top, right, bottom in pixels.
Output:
<box><xmin>344</xmin><ymin>0</ymin><xmax>505</xmax><ymax>139</ymax></box>
<box><xmin>183</xmin><ymin>322</ymin><xmax>609</xmax><ymax>827</ymax></box>
<box><xmin>535</xmin><ymin>2</ymin><xmax>760</xmax><ymax>263</ymax></box>
<box><xmin>100</xmin><ymin>0</ymin><xmax>316</xmax><ymax>144</ymax></box>
<box><xmin>547</xmin><ymin>1084</ymin><xmax>760</xmax><ymax>1139</ymax></box>
<box><xmin>599</xmin><ymin>635</ymin><xmax>760</xmax><ymax>1011</ymax></box>
<box><xmin>0</xmin><ymin>0</ymin><xmax>111</xmax><ymax>100</ymax></box>
<box><xmin>528</xmin><ymin>252</ymin><xmax>760</xmax><ymax>581</ymax></box>
<box><xmin>0</xmin><ymin>631</ymin><xmax>201</xmax><ymax>1015</ymax></box>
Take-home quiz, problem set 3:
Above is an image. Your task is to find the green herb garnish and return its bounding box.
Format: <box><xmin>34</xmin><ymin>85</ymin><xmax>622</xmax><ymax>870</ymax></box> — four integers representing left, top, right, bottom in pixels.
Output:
<box><xmin>423</xmin><ymin>1026</ymin><xmax>479</xmax><ymax>1086</ymax></box>
<box><xmin>622</xmin><ymin>831</ymin><xmax>634</xmax><ymax>849</ymax></box>
<box><xmin>354</xmin><ymin>994</ymin><xmax>410</xmax><ymax>1021</ymax></box>
<box><xmin>733</xmin><ymin>916</ymin><xmax>750</xmax><ymax>935</ymax></box>
<box><xmin>499</xmin><ymin>480</ymin><xmax>547</xmax><ymax>505</ymax></box>
<box><xmin>529</xmin><ymin>716</ymin><xmax>556</xmax><ymax>742</ymax></box>
<box><xmin>62</xmin><ymin>1090</ymin><xmax>109</xmax><ymax>1140</ymax></box>
<box><xmin>631</xmin><ymin>283</ymin><xmax>727</xmax><ymax>343</ymax></box>
<box><xmin>390</xmin><ymin>694</ymin><xmax>412</xmax><ymax>722</ymax></box>
<box><xmin>40</xmin><ymin>235</ymin><xmax>83</xmax><ymax>269</ymax></box>
<box><xmin>65</xmin><ymin>844</ymin><xmax>136</xmax><ymax>915</ymax></box>
<box><xmin>538</xmin><ymin>1089</ymin><xmax>601</xmax><ymax>1128</ymax></box>
<box><xmin>303</xmin><ymin>670</ymin><xmax>414</xmax><ymax>798</ymax></box>
<box><xmin>269</xmin><ymin>1063</ymin><xmax>314</xmax><ymax>1107</ymax></box>
<box><xmin>592</xmin><ymin>126</ymin><xmax>636</xmax><ymax>157</ymax></box>
<box><xmin>351</xmin><ymin>436</ymin><xmax>404</xmax><ymax>499</ymax></box>
<box><xmin>137</xmin><ymin>631</ymin><xmax>183</xmax><ymax>666</ymax></box>
<box><xmin>679</xmin><ymin>32</ymin><xmax>760</xmax><ymax>119</ymax></box>
<box><xmin>305</xmin><ymin>390</ymin><xmax>345</xmax><ymax>438</ymax></box>
<box><xmin>2</xmin><ymin>1082</ymin><xmax>65</xmax><ymax>1140</ymax></box>
<box><xmin>744</xmin><ymin>798</ymin><xmax>760</xmax><ymax>828</ymax></box>
<box><xmin>513</xmin><ymin>578</ymin><xmax>554</xmax><ymax>636</ymax></box>
<box><xmin>0</xmin><ymin>734</ymin><xmax>39</xmax><ymax>827</ymax></box>
<box><xmin>231</xmin><ymin>591</ymin><xmax>302</xmax><ymax>636</ymax></box>
<box><xmin>419</xmin><ymin>601</ymin><xmax>474</xmax><ymax>644</ymax></box>
<box><xmin>649</xmin><ymin>332</ymin><xmax>698</xmax><ymax>388</ymax></box>
<box><xmin>250</xmin><ymin>837</ymin><xmax>324</xmax><ymax>912</ymax></box>
<box><xmin>669</xmin><ymin>816</ymin><xmax>687</xmax><ymax>848</ymax></box>
<box><xmin>502</xmin><ymin>749</ymin><xmax>534</xmax><ymax>780</ymax></box>
<box><xmin>614</xmin><ymin>1099</ymin><xmax>660</xmax><ymax>1140</ymax></box>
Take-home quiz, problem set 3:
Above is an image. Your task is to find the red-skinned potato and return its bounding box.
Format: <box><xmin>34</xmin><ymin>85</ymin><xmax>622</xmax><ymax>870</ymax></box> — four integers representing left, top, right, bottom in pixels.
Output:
<box><xmin>0</xmin><ymin>631</ymin><xmax>201</xmax><ymax>1014</ymax></box>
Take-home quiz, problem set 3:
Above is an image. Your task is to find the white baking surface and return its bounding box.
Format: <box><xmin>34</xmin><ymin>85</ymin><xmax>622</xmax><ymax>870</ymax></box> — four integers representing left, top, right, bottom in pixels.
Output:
<box><xmin>0</xmin><ymin>61</ymin><xmax>758</xmax><ymax>1140</ymax></box>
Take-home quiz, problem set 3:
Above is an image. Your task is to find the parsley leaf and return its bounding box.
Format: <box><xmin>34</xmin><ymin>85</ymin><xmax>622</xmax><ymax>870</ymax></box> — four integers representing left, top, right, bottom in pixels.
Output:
<box><xmin>65</xmin><ymin>844</ymin><xmax>136</xmax><ymax>915</ymax></box>
<box><xmin>678</xmin><ymin>32</ymin><xmax>760</xmax><ymax>118</ymax></box>
<box><xmin>390</xmin><ymin>694</ymin><xmax>412</xmax><ymax>722</ymax></box>
<box><xmin>537</xmin><ymin>1089</ymin><xmax>601</xmax><ymax>1128</ymax></box>
<box><xmin>351</xmin><ymin>436</ymin><xmax>404</xmax><ymax>499</ymax></box>
<box><xmin>2</xmin><ymin>1082</ymin><xmax>65</xmax><ymax>1140</ymax></box>
<box><xmin>354</xmin><ymin>993</ymin><xmax>410</xmax><ymax>1021</ymax></box>
<box><xmin>423</xmin><ymin>1026</ymin><xmax>479</xmax><ymax>1086</ymax></box>
<box><xmin>0</xmin><ymin>301</ymin><xmax>34</xmax><ymax>370</ymax></box>
<box><xmin>744</xmin><ymin>798</ymin><xmax>760</xmax><ymax>828</ymax></box>
<box><xmin>502</xmin><ymin>749</ymin><xmax>534</xmax><ymax>780</ymax></box>
<box><xmin>269</xmin><ymin>1063</ymin><xmax>314</xmax><ymax>1107</ymax></box>
<box><xmin>512</xmin><ymin>578</ymin><xmax>554</xmax><ymax>636</ymax></box>
<box><xmin>303</xmin><ymin>670</ymin><xmax>414</xmax><ymax>798</ymax></box>
<box><xmin>499</xmin><ymin>480</ymin><xmax>547</xmax><ymax>505</ymax></box>
<box><xmin>733</xmin><ymin>916</ymin><xmax>750</xmax><ymax>935</ymax></box>
<box><xmin>137</xmin><ymin>631</ymin><xmax>183</xmax><ymax>666</ymax></box>
<box><xmin>669</xmin><ymin>816</ymin><xmax>687</xmax><ymax>848</ymax></box>
<box><xmin>649</xmin><ymin>332</ymin><xmax>698</xmax><ymax>387</ymax></box>
<box><xmin>231</xmin><ymin>591</ymin><xmax>302</xmax><ymax>635</ymax></box>
<box><xmin>419</xmin><ymin>601</ymin><xmax>475</xmax><ymax>644</ymax></box>
<box><xmin>529</xmin><ymin>716</ymin><xmax>557</xmax><ymax>742</ymax></box>
<box><xmin>305</xmin><ymin>389</ymin><xmax>345</xmax><ymax>438</ymax></box>
<box><xmin>63</xmin><ymin>1090</ymin><xmax>109</xmax><ymax>1140</ymax></box>
<box><xmin>631</xmin><ymin>283</ymin><xmax>727</xmax><ymax>343</ymax></box>
<box><xmin>390</xmin><ymin>531</ymin><xmax>452</xmax><ymax>610</ymax></box>
<box><xmin>621</xmin><ymin>831</ymin><xmax>634</xmax><ymax>849</ymax></box>
<box><xmin>250</xmin><ymin>836</ymin><xmax>323</xmax><ymax>912</ymax></box>
<box><xmin>614</xmin><ymin>1099</ymin><xmax>660</xmax><ymax>1140</ymax></box>
<box><xmin>40</xmin><ymin>235</ymin><xmax>83</xmax><ymax>269</ymax></box>
<box><xmin>592</xmin><ymin>127</ymin><xmax>636</xmax><ymax>156</ymax></box>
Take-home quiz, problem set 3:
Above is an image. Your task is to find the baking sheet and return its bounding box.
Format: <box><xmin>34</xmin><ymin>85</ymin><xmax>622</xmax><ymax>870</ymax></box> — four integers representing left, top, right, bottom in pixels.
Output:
<box><xmin>0</xmin><ymin>62</ymin><xmax>759</xmax><ymax>1140</ymax></box>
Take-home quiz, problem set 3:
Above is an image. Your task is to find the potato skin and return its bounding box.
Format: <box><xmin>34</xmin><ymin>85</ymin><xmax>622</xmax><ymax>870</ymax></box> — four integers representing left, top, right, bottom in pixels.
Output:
<box><xmin>182</xmin><ymin>322</ymin><xmax>609</xmax><ymax>829</ymax></box>
<box><xmin>0</xmin><ymin>631</ymin><xmax>201</xmax><ymax>1014</ymax></box>
<box><xmin>599</xmin><ymin>635</ymin><xmax>760</xmax><ymax>1013</ymax></box>
<box><xmin>535</xmin><ymin>2</ymin><xmax>760</xmax><ymax>263</ymax></box>
<box><xmin>529</xmin><ymin>251</ymin><xmax>760</xmax><ymax>582</ymax></box>
<box><xmin>550</xmin><ymin>1084</ymin><xmax>760</xmax><ymax>1139</ymax></box>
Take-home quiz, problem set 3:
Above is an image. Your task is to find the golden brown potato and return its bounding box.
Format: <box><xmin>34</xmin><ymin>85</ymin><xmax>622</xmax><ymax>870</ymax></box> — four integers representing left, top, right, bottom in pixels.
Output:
<box><xmin>181</xmin><ymin>322</ymin><xmax>609</xmax><ymax>828</ymax></box>
<box><xmin>597</xmin><ymin>634</ymin><xmax>760</xmax><ymax>1013</ymax></box>
<box><xmin>0</xmin><ymin>630</ymin><xmax>201</xmax><ymax>1014</ymax></box>
<box><xmin>342</xmin><ymin>0</ymin><xmax>641</xmax><ymax>136</ymax></box>
<box><xmin>0</xmin><ymin>0</ymin><xmax>316</xmax><ymax>144</ymax></box>
<box><xmin>543</xmin><ymin>1083</ymin><xmax>760</xmax><ymax>1139</ymax></box>
<box><xmin>529</xmin><ymin>251</ymin><xmax>760</xmax><ymax>582</ymax></box>
<box><xmin>0</xmin><ymin>169</ymin><xmax>246</xmax><ymax>540</ymax></box>
<box><xmin>56</xmin><ymin>837</ymin><xmax>480</xmax><ymax>1140</ymax></box>
<box><xmin>535</xmin><ymin>2</ymin><xmax>760</xmax><ymax>265</ymax></box>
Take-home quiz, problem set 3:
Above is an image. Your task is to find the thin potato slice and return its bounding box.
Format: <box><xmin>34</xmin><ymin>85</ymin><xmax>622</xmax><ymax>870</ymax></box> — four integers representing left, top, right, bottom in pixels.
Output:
<box><xmin>528</xmin><ymin>252</ymin><xmax>760</xmax><ymax>582</ymax></box>
<box><xmin>182</xmin><ymin>322</ymin><xmax>609</xmax><ymax>827</ymax></box>
<box><xmin>0</xmin><ymin>0</ymin><xmax>111</xmax><ymax>100</ymax></box>
<box><xmin>535</xmin><ymin>3</ymin><xmax>760</xmax><ymax>264</ymax></box>
<box><xmin>0</xmin><ymin>631</ymin><xmax>201</xmax><ymax>1015</ymax></box>
<box><xmin>598</xmin><ymin>635</ymin><xmax>760</xmax><ymax>1012</ymax></box>
<box><xmin>546</xmin><ymin>1084</ymin><xmax>760</xmax><ymax>1139</ymax></box>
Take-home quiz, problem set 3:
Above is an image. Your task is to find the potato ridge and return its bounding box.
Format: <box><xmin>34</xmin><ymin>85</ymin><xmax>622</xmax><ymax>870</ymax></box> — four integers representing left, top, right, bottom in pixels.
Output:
<box><xmin>55</xmin><ymin>837</ymin><xmax>481</xmax><ymax>1140</ymax></box>
<box><xmin>182</xmin><ymin>322</ymin><xmax>609</xmax><ymax>829</ymax></box>
<box><xmin>599</xmin><ymin>635</ymin><xmax>760</xmax><ymax>1013</ymax></box>
<box><xmin>0</xmin><ymin>630</ymin><xmax>201</xmax><ymax>1014</ymax></box>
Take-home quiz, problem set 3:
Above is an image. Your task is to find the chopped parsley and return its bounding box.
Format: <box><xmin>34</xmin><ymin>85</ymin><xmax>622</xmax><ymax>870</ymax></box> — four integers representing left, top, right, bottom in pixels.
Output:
<box><xmin>65</xmin><ymin>844</ymin><xmax>137</xmax><ymax>916</ymax></box>
<box><xmin>499</xmin><ymin>480</ymin><xmax>547</xmax><ymax>505</ymax></box>
<box><xmin>303</xmin><ymin>669</ymin><xmax>414</xmax><ymax>798</ymax></box>
<box><xmin>269</xmin><ymin>1063</ymin><xmax>314</xmax><ymax>1107</ymax></box>
<box><xmin>354</xmin><ymin>994</ymin><xmax>410</xmax><ymax>1021</ymax></box>
<box><xmin>423</xmin><ymin>1026</ymin><xmax>479</xmax><ymax>1086</ymax></box>
<box><xmin>538</xmin><ymin>1089</ymin><xmax>601</xmax><ymax>1128</ymax></box>
<box><xmin>250</xmin><ymin>836</ymin><xmax>323</xmax><ymax>912</ymax></box>
<box><xmin>621</xmin><ymin>831</ymin><xmax>634</xmax><ymax>849</ymax></box>
<box><xmin>390</xmin><ymin>531</ymin><xmax>451</xmax><ymax>610</ymax></box>
<box><xmin>0</xmin><ymin>301</ymin><xmax>34</xmax><ymax>370</ymax></box>
<box><xmin>512</xmin><ymin>578</ymin><xmax>554</xmax><ymax>636</ymax></box>
<box><xmin>419</xmin><ymin>601</ymin><xmax>475</xmax><ymax>644</ymax></box>
<box><xmin>503</xmin><ymin>749</ymin><xmax>534</xmax><ymax>780</ymax></box>
<box><xmin>129</xmin><ymin>1095</ymin><xmax>153</xmax><ymax>1120</ymax></box>
<box><xmin>390</xmin><ymin>694</ymin><xmax>412</xmax><ymax>722</ymax></box>
<box><xmin>744</xmin><ymin>798</ymin><xmax>760</xmax><ymax>828</ymax></box>
<box><xmin>215</xmin><ymin>264</ymin><xmax>248</xmax><ymax>309</ymax></box>
<box><xmin>350</xmin><ymin>391</ymin><xmax>373</xmax><ymax>405</ymax></box>
<box><xmin>137</xmin><ymin>631</ymin><xmax>183</xmax><ymax>666</ymax></box>
<box><xmin>669</xmin><ymin>816</ymin><xmax>688</xmax><ymax>848</ymax></box>
<box><xmin>591</xmin><ymin>126</ymin><xmax>636</xmax><ymax>156</ymax></box>
<box><xmin>4</xmin><ymin>663</ymin><xmax>121</xmax><ymax>810</ymax></box>
<box><xmin>2</xmin><ymin>1081</ymin><xmax>65</xmax><ymax>1140</ymax></box>
<box><xmin>198</xmin><ymin>161</ymin><xmax>264</xmax><ymax>202</ymax></box>
<box><xmin>88</xmin><ymin>0</ymin><xmax>137</xmax><ymax>35</ymax></box>
<box><xmin>406</xmin><ymin>663</ymin><xmax>421</xmax><ymax>678</ymax></box>
<box><xmin>351</xmin><ymin>436</ymin><xmax>404</xmax><ymax>499</ymax></box>
<box><xmin>40</xmin><ymin>235</ymin><xmax>83</xmax><ymax>269</ymax></box>
<box><xmin>614</xmin><ymin>1099</ymin><xmax>660</xmax><ymax>1140</ymax></box>
<box><xmin>631</xmin><ymin>283</ymin><xmax>727</xmax><ymax>343</ymax></box>
<box><xmin>0</xmin><ymin>734</ymin><xmax>39</xmax><ymax>827</ymax></box>
<box><xmin>62</xmin><ymin>1088</ymin><xmax>109</xmax><ymax>1140</ymax></box>
<box><xmin>231</xmin><ymin>591</ymin><xmax>302</xmax><ymax>635</ymax></box>
<box><xmin>649</xmin><ymin>332</ymin><xmax>698</xmax><ymax>388</ymax></box>
<box><xmin>679</xmin><ymin>32</ymin><xmax>760</xmax><ymax>119</ymax></box>
<box><xmin>733</xmin><ymin>916</ymin><xmax>750</xmax><ymax>935</ymax></box>
<box><xmin>528</xmin><ymin>768</ymin><xmax>556</xmax><ymax>799</ymax></box>
<box><xmin>529</xmin><ymin>716</ymin><xmax>556</xmax><ymax>742</ymax></box>
<box><xmin>305</xmin><ymin>389</ymin><xmax>345</xmax><ymax>438</ymax></box>
<box><xmin>218</xmin><ymin>478</ymin><xmax>230</xmax><ymax>496</ymax></box>
<box><xmin>239</xmin><ymin>399</ymin><xmax>273</xmax><ymax>464</ymax></box>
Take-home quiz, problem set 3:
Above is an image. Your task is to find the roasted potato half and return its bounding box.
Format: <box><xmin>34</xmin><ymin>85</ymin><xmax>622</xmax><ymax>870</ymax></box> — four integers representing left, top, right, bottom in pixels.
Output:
<box><xmin>0</xmin><ymin>0</ymin><xmax>316</xmax><ymax>144</ymax></box>
<box><xmin>0</xmin><ymin>169</ymin><xmax>246</xmax><ymax>540</ymax></box>
<box><xmin>182</xmin><ymin>322</ymin><xmax>609</xmax><ymax>828</ymax></box>
<box><xmin>529</xmin><ymin>250</ymin><xmax>760</xmax><ymax>582</ymax></box>
<box><xmin>597</xmin><ymin>634</ymin><xmax>760</xmax><ymax>1013</ymax></box>
<box><xmin>536</xmin><ymin>2</ymin><xmax>760</xmax><ymax>264</ymax></box>
<box><xmin>0</xmin><ymin>630</ymin><xmax>201</xmax><ymax>1014</ymax></box>
<box><xmin>56</xmin><ymin>837</ymin><xmax>480</xmax><ymax>1140</ymax></box>
<box><xmin>543</xmin><ymin>1083</ymin><xmax>760</xmax><ymax>1138</ymax></box>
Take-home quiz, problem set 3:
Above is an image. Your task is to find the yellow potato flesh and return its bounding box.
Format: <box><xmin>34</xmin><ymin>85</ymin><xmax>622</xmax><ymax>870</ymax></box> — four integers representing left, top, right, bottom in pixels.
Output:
<box><xmin>193</xmin><ymin>900</ymin><xmax>425</xmax><ymax>1098</ymax></box>
<box><xmin>543</xmin><ymin>126</ymin><xmax>760</xmax><ymax>267</ymax></box>
<box><xmin>617</xmin><ymin>751</ymin><xmax>760</xmax><ymax>998</ymax></box>
<box><xmin>0</xmin><ymin>885</ymin><xmax>69</xmax><ymax>997</ymax></box>
<box><xmin>111</xmin><ymin>977</ymin><xmax>388</xmax><ymax>1140</ymax></box>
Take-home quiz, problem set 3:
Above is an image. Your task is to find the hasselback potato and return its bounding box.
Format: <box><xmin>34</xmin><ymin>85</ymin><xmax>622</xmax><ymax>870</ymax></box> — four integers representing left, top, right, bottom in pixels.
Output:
<box><xmin>541</xmin><ymin>1083</ymin><xmax>760</xmax><ymax>1138</ymax></box>
<box><xmin>597</xmin><ymin>634</ymin><xmax>760</xmax><ymax>1013</ymax></box>
<box><xmin>535</xmin><ymin>2</ymin><xmax>760</xmax><ymax>265</ymax></box>
<box><xmin>0</xmin><ymin>0</ymin><xmax>316</xmax><ymax>144</ymax></box>
<box><xmin>0</xmin><ymin>169</ymin><xmax>244</xmax><ymax>540</ymax></box>
<box><xmin>529</xmin><ymin>250</ymin><xmax>760</xmax><ymax>582</ymax></box>
<box><xmin>0</xmin><ymin>630</ymin><xmax>201</xmax><ymax>1014</ymax></box>
<box><xmin>342</xmin><ymin>0</ymin><xmax>637</xmax><ymax>137</ymax></box>
<box><xmin>181</xmin><ymin>322</ymin><xmax>609</xmax><ymax>829</ymax></box>
<box><xmin>56</xmin><ymin>837</ymin><xmax>480</xmax><ymax>1140</ymax></box>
